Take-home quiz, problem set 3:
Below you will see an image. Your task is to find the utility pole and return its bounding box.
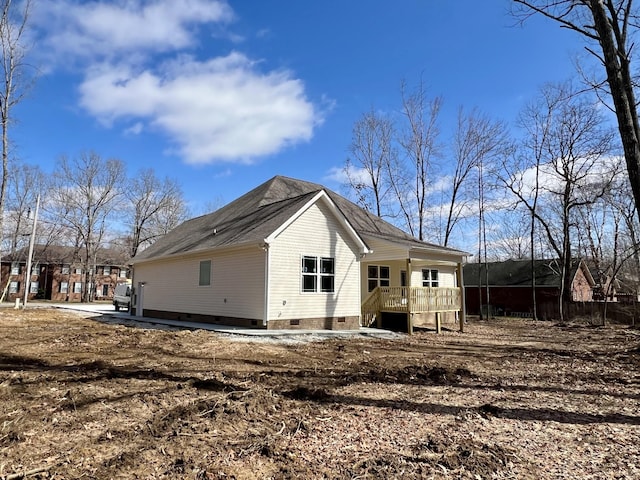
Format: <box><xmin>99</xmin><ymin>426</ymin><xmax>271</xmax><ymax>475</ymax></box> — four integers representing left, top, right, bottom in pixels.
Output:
<box><xmin>22</xmin><ymin>193</ymin><xmax>39</xmax><ymax>308</ymax></box>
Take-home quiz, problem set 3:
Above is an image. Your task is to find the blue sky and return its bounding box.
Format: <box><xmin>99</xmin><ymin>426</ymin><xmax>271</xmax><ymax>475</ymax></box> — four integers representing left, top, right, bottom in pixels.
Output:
<box><xmin>15</xmin><ymin>0</ymin><xmax>586</xmax><ymax>216</ymax></box>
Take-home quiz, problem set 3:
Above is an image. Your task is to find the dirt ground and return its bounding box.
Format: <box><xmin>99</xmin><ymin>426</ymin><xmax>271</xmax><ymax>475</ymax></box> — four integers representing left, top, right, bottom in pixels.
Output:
<box><xmin>0</xmin><ymin>308</ymin><xmax>639</xmax><ymax>479</ymax></box>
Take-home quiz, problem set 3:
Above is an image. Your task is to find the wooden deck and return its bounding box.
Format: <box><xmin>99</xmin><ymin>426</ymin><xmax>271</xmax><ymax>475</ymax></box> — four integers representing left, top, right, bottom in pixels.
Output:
<box><xmin>362</xmin><ymin>286</ymin><xmax>462</xmax><ymax>328</ymax></box>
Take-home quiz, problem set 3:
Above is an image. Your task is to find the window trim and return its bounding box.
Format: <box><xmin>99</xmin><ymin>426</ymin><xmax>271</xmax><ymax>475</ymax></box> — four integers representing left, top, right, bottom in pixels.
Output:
<box><xmin>301</xmin><ymin>255</ymin><xmax>335</xmax><ymax>294</ymax></box>
<box><xmin>367</xmin><ymin>264</ymin><xmax>390</xmax><ymax>292</ymax></box>
<box><xmin>421</xmin><ymin>268</ymin><xmax>439</xmax><ymax>288</ymax></box>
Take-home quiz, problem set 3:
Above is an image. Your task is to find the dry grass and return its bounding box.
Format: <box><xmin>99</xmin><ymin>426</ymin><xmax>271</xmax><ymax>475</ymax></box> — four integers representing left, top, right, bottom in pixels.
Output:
<box><xmin>0</xmin><ymin>308</ymin><xmax>638</xmax><ymax>479</ymax></box>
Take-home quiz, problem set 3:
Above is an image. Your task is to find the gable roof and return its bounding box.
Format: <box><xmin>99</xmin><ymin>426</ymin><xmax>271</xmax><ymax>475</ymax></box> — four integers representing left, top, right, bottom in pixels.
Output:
<box><xmin>133</xmin><ymin>175</ymin><xmax>465</xmax><ymax>262</ymax></box>
<box><xmin>463</xmin><ymin>258</ymin><xmax>595</xmax><ymax>288</ymax></box>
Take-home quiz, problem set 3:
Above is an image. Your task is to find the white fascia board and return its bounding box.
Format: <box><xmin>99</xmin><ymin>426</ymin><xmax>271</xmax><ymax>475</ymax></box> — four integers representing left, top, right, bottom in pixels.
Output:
<box><xmin>264</xmin><ymin>190</ymin><xmax>371</xmax><ymax>254</ymax></box>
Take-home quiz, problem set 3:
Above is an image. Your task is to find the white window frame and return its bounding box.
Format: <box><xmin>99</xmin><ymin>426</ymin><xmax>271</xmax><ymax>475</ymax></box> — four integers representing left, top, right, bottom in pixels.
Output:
<box><xmin>73</xmin><ymin>282</ymin><xmax>82</xmax><ymax>294</ymax></box>
<box><xmin>10</xmin><ymin>263</ymin><xmax>19</xmax><ymax>275</ymax></box>
<box><xmin>30</xmin><ymin>281</ymin><xmax>39</xmax><ymax>294</ymax></box>
<box><xmin>301</xmin><ymin>256</ymin><xmax>335</xmax><ymax>293</ymax></box>
<box><xmin>422</xmin><ymin>269</ymin><xmax>439</xmax><ymax>288</ymax></box>
<box><xmin>9</xmin><ymin>281</ymin><xmax>19</xmax><ymax>294</ymax></box>
<box><xmin>60</xmin><ymin>281</ymin><xmax>68</xmax><ymax>294</ymax></box>
<box><xmin>103</xmin><ymin>266</ymin><xmax>111</xmax><ymax>275</ymax></box>
<box><xmin>367</xmin><ymin>265</ymin><xmax>390</xmax><ymax>292</ymax></box>
<box><xmin>119</xmin><ymin>269</ymin><xmax>127</xmax><ymax>278</ymax></box>
<box><xmin>61</xmin><ymin>265</ymin><xmax>70</xmax><ymax>275</ymax></box>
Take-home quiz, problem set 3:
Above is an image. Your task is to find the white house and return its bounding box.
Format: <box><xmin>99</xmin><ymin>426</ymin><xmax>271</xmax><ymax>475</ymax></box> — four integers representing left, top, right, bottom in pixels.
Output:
<box><xmin>131</xmin><ymin>176</ymin><xmax>467</xmax><ymax>331</ymax></box>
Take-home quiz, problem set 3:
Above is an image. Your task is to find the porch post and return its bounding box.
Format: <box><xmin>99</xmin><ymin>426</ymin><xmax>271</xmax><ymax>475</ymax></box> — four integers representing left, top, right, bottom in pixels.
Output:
<box><xmin>406</xmin><ymin>258</ymin><xmax>413</xmax><ymax>335</ymax></box>
<box><xmin>457</xmin><ymin>261</ymin><xmax>466</xmax><ymax>333</ymax></box>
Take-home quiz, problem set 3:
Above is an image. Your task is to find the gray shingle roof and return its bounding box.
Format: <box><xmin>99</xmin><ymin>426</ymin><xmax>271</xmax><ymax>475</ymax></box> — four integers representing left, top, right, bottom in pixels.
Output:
<box><xmin>463</xmin><ymin>258</ymin><xmax>587</xmax><ymax>287</ymax></box>
<box><xmin>133</xmin><ymin>175</ymin><xmax>465</xmax><ymax>262</ymax></box>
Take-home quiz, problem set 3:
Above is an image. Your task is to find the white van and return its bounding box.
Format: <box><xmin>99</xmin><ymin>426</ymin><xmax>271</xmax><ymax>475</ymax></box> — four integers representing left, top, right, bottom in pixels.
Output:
<box><xmin>113</xmin><ymin>283</ymin><xmax>131</xmax><ymax>312</ymax></box>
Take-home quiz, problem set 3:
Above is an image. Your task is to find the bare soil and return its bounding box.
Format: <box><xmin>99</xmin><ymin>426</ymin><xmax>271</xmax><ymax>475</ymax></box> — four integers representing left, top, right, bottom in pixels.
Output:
<box><xmin>0</xmin><ymin>308</ymin><xmax>639</xmax><ymax>479</ymax></box>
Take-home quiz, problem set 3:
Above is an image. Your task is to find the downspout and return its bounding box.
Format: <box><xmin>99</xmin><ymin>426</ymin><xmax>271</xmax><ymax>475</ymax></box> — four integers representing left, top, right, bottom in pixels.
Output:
<box><xmin>262</xmin><ymin>241</ymin><xmax>270</xmax><ymax>327</ymax></box>
<box><xmin>456</xmin><ymin>261</ymin><xmax>465</xmax><ymax>333</ymax></box>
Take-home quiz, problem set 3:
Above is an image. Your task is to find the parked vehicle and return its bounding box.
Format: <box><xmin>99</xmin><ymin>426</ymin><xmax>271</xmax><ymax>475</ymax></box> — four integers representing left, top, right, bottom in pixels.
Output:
<box><xmin>113</xmin><ymin>283</ymin><xmax>131</xmax><ymax>312</ymax></box>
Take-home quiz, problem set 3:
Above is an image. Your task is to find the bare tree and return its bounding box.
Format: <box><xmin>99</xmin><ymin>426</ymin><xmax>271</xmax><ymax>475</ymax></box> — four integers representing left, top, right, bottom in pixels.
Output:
<box><xmin>500</xmin><ymin>83</ymin><xmax>618</xmax><ymax>320</ymax></box>
<box><xmin>0</xmin><ymin>0</ymin><xmax>32</xmax><ymax>260</ymax></box>
<box><xmin>513</xmin><ymin>0</ymin><xmax>640</xmax><ymax>222</ymax></box>
<box><xmin>125</xmin><ymin>168</ymin><xmax>189</xmax><ymax>258</ymax></box>
<box><xmin>394</xmin><ymin>80</ymin><xmax>443</xmax><ymax>240</ymax></box>
<box><xmin>4</xmin><ymin>160</ymin><xmax>43</xmax><ymax>254</ymax></box>
<box><xmin>48</xmin><ymin>152</ymin><xmax>125</xmax><ymax>302</ymax></box>
<box><xmin>343</xmin><ymin>109</ymin><xmax>394</xmax><ymax>217</ymax></box>
<box><xmin>444</xmin><ymin>108</ymin><xmax>510</xmax><ymax>247</ymax></box>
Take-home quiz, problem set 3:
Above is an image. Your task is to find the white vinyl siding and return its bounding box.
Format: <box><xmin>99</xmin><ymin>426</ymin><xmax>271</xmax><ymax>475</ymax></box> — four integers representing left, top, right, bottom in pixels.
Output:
<box><xmin>134</xmin><ymin>247</ymin><xmax>266</xmax><ymax>321</ymax></box>
<box><xmin>268</xmin><ymin>201</ymin><xmax>361</xmax><ymax>322</ymax></box>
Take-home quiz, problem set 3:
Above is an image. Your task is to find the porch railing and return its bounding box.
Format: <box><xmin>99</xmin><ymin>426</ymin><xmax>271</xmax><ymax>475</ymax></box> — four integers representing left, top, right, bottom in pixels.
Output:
<box><xmin>362</xmin><ymin>286</ymin><xmax>461</xmax><ymax>327</ymax></box>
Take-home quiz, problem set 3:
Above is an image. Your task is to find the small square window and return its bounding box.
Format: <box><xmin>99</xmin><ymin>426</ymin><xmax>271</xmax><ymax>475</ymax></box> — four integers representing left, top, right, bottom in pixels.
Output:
<box><xmin>302</xmin><ymin>256</ymin><xmax>316</xmax><ymax>273</ymax></box>
<box><xmin>103</xmin><ymin>266</ymin><xmax>111</xmax><ymax>275</ymax></box>
<box><xmin>11</xmin><ymin>263</ymin><xmax>20</xmax><ymax>275</ymax></box>
<box><xmin>367</xmin><ymin>265</ymin><xmax>378</xmax><ymax>279</ymax></box>
<box><xmin>321</xmin><ymin>275</ymin><xmax>334</xmax><ymax>293</ymax></box>
<box><xmin>75</xmin><ymin>268</ymin><xmax>82</xmax><ymax>275</ymax></box>
<box><xmin>61</xmin><ymin>265</ymin><xmax>70</xmax><ymax>275</ymax></box>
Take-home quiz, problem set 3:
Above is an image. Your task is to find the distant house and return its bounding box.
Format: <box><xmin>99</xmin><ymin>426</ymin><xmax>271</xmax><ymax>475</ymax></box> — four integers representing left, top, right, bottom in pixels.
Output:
<box><xmin>1</xmin><ymin>245</ymin><xmax>130</xmax><ymax>303</ymax></box>
<box><xmin>585</xmin><ymin>261</ymin><xmax>640</xmax><ymax>304</ymax></box>
<box><xmin>131</xmin><ymin>176</ymin><xmax>468</xmax><ymax>331</ymax></box>
<box><xmin>463</xmin><ymin>258</ymin><xmax>595</xmax><ymax>319</ymax></box>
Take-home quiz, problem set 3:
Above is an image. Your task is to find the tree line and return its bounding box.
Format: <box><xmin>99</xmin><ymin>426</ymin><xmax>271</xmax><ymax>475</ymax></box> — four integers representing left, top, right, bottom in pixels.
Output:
<box><xmin>4</xmin><ymin>152</ymin><xmax>189</xmax><ymax>301</ymax></box>
<box><xmin>340</xmin><ymin>0</ymin><xmax>640</xmax><ymax>322</ymax></box>
<box><xmin>342</xmin><ymin>80</ymin><xmax>637</xmax><ymax>320</ymax></box>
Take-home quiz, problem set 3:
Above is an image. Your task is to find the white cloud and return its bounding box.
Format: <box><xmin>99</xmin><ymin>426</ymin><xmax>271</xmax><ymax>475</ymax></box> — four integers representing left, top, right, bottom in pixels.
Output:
<box><xmin>34</xmin><ymin>0</ymin><xmax>233</xmax><ymax>61</ymax></box>
<box><xmin>79</xmin><ymin>53</ymin><xmax>317</xmax><ymax>164</ymax></box>
<box><xmin>31</xmin><ymin>0</ymin><xmax>321</xmax><ymax>165</ymax></box>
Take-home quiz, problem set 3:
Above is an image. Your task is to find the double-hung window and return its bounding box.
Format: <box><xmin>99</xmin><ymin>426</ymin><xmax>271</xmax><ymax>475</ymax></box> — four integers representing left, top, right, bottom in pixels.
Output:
<box><xmin>302</xmin><ymin>256</ymin><xmax>335</xmax><ymax>293</ymax></box>
<box><xmin>422</xmin><ymin>269</ymin><xmax>439</xmax><ymax>287</ymax></box>
<box><xmin>367</xmin><ymin>265</ymin><xmax>390</xmax><ymax>292</ymax></box>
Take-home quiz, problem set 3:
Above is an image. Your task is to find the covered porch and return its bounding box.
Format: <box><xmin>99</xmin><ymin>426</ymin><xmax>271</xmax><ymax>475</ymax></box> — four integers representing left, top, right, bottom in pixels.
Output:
<box><xmin>359</xmin><ymin>237</ymin><xmax>467</xmax><ymax>333</ymax></box>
